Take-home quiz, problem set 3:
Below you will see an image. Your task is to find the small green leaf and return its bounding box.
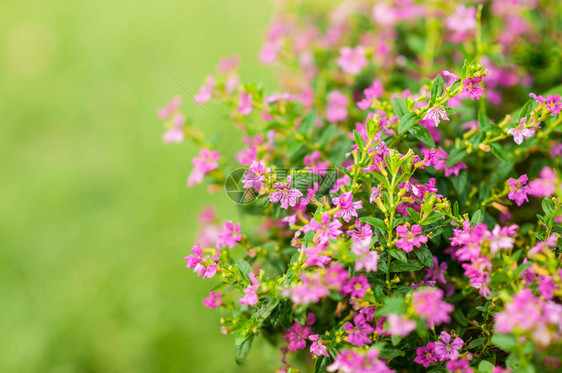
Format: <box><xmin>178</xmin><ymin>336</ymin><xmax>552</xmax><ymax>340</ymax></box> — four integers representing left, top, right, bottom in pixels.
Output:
<box><xmin>299</xmin><ymin>110</ymin><xmax>316</xmax><ymax>135</ymax></box>
<box><xmin>491</xmin><ymin>334</ymin><xmax>516</xmax><ymax>352</ymax></box>
<box><xmin>471</xmin><ymin>209</ymin><xmax>483</xmax><ymax>225</ymax></box>
<box><xmin>489</xmin><ymin>143</ymin><xmax>511</xmax><ymax>163</ymax></box>
<box><xmin>408</xmin><ymin>124</ymin><xmax>435</xmax><ymax>147</ymax></box>
<box><xmin>389</xmin><ymin>248</ymin><xmax>408</xmax><ymax>263</ymax></box>
<box><xmin>414</xmin><ymin>246</ymin><xmax>433</xmax><ymax>267</ymax></box>
<box><xmin>518</xmin><ymin>100</ymin><xmax>533</xmax><ymax>124</ymax></box>
<box><xmin>360</xmin><ymin>216</ymin><xmax>387</xmax><ymax>230</ymax></box>
<box><xmin>446</xmin><ymin>147</ymin><xmax>467</xmax><ymax>168</ymax></box>
<box><xmin>236</xmin><ymin>259</ymin><xmax>253</xmax><ymax>282</ymax></box>
<box><xmin>468</xmin><ymin>337</ymin><xmax>486</xmax><ymax>349</ymax></box>
<box><xmin>392</xmin><ymin>97</ymin><xmax>407</xmax><ymax>118</ymax></box>
<box><xmin>353</xmin><ymin>129</ymin><xmax>366</xmax><ymax>151</ymax></box>
<box><xmin>234</xmin><ymin>335</ymin><xmax>253</xmax><ymax>365</ymax></box>
<box><xmin>478</xmin><ymin>360</ymin><xmax>495</xmax><ymax>373</ymax></box>
<box><xmin>398</xmin><ymin>112</ymin><xmax>418</xmax><ymax>134</ymax></box>
<box><xmin>389</xmin><ymin>259</ymin><xmax>424</xmax><ymax>272</ymax></box>
<box><xmin>406</xmin><ymin>208</ymin><xmax>420</xmax><ymax>223</ymax></box>
<box><xmin>430</xmin><ymin>75</ymin><xmax>445</xmax><ymax>105</ymax></box>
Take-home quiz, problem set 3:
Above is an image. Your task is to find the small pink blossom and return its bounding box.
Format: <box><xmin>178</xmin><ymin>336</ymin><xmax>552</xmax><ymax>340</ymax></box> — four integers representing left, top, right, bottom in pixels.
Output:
<box><xmin>269</xmin><ymin>176</ymin><xmax>303</xmax><ymax>209</ymax></box>
<box><xmin>188</xmin><ymin>148</ymin><xmax>220</xmax><ymax>187</ymax></box>
<box><xmin>343</xmin><ymin>275</ymin><xmax>370</xmax><ymax>298</ymax></box>
<box><xmin>239</xmin><ymin>273</ymin><xmax>259</xmax><ymax>306</ymax></box>
<box><xmin>284</xmin><ymin>322</ymin><xmax>312</xmax><ymax>351</ymax></box>
<box><xmin>528</xmin><ymin>167</ymin><xmax>558</xmax><ymax>197</ymax></box>
<box><xmin>414</xmin><ymin>342</ymin><xmax>437</xmax><ymax>367</ymax></box>
<box><xmin>326</xmin><ymin>90</ymin><xmax>349</xmax><ymax>123</ymax></box>
<box><xmin>462</xmin><ymin>77</ymin><xmax>485</xmax><ymax>100</ymax></box>
<box><xmin>435</xmin><ymin>331</ymin><xmax>464</xmax><ymax>361</ymax></box>
<box><xmin>184</xmin><ymin>244</ymin><xmax>219</xmax><ymax>279</ymax></box>
<box><xmin>194</xmin><ymin>75</ymin><xmax>215</xmax><ymax>104</ymax></box>
<box><xmin>446</xmin><ymin>358</ymin><xmax>473</xmax><ymax>373</ymax></box>
<box><xmin>412</xmin><ymin>287</ymin><xmax>454</xmax><ymax>327</ymax></box>
<box><xmin>337</xmin><ymin>46</ymin><xmax>368</xmax><ymax>75</ymax></box>
<box><xmin>309</xmin><ymin>334</ymin><xmax>329</xmax><ymax>357</ymax></box>
<box><xmin>307</xmin><ymin>212</ymin><xmax>343</xmax><ymax>244</ymax></box>
<box><xmin>507</xmin><ymin>174</ymin><xmax>530</xmax><ymax>206</ymax></box>
<box><xmin>424</xmin><ymin>106</ymin><xmax>449</xmax><ymax>127</ymax></box>
<box><xmin>507</xmin><ymin>116</ymin><xmax>535</xmax><ymax>145</ymax></box>
<box><xmin>333</xmin><ymin>191</ymin><xmax>363</xmax><ymax>223</ymax></box>
<box><xmin>202</xmin><ymin>291</ymin><xmax>222</xmax><ymax>309</ymax></box>
<box><xmin>530</xmin><ymin>93</ymin><xmax>562</xmax><ymax>115</ymax></box>
<box><xmin>217</xmin><ymin>221</ymin><xmax>242</xmax><ymax>249</ymax></box>
<box><xmin>242</xmin><ymin>160</ymin><xmax>267</xmax><ymax>190</ymax></box>
<box><xmin>396</xmin><ymin>224</ymin><xmax>428</xmax><ymax>253</ymax></box>
<box><xmin>386</xmin><ymin>314</ymin><xmax>416</xmax><ymax>336</ymax></box>
<box><xmin>157</xmin><ymin>95</ymin><xmax>182</xmax><ymax>119</ymax></box>
<box><xmin>344</xmin><ymin>314</ymin><xmax>374</xmax><ymax>347</ymax></box>
<box><xmin>237</xmin><ymin>91</ymin><xmax>253</xmax><ymax>115</ymax></box>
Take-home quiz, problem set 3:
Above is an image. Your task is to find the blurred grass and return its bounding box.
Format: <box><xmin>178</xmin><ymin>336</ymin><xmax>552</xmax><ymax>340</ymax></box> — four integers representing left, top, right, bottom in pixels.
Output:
<box><xmin>0</xmin><ymin>0</ymin><xmax>280</xmax><ymax>371</ymax></box>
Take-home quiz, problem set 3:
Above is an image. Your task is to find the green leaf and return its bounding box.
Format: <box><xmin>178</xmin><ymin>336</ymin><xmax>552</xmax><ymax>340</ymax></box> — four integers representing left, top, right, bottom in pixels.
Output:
<box><xmin>513</xmin><ymin>261</ymin><xmax>533</xmax><ymax>277</ymax></box>
<box><xmin>489</xmin><ymin>142</ymin><xmax>511</xmax><ymax>163</ymax></box>
<box><xmin>314</xmin><ymin>356</ymin><xmax>329</xmax><ymax>373</ymax></box>
<box><xmin>446</xmin><ymin>147</ymin><xmax>467</xmax><ymax>168</ymax></box>
<box><xmin>256</xmin><ymin>297</ymin><xmax>280</xmax><ymax>325</ymax></box>
<box><xmin>392</xmin><ymin>97</ymin><xmax>407</xmax><ymax>118</ymax></box>
<box><xmin>542</xmin><ymin>198</ymin><xmax>555</xmax><ymax>214</ymax></box>
<box><xmin>360</xmin><ymin>216</ymin><xmax>387</xmax><ymax>230</ymax></box>
<box><xmin>406</xmin><ymin>207</ymin><xmax>420</xmax><ymax>223</ymax></box>
<box><xmin>408</xmin><ymin>124</ymin><xmax>435</xmax><ymax>147</ymax></box>
<box><xmin>491</xmin><ymin>334</ymin><xmax>516</xmax><ymax>352</ymax></box>
<box><xmin>478</xmin><ymin>360</ymin><xmax>495</xmax><ymax>373</ymax></box>
<box><xmin>478</xmin><ymin>110</ymin><xmax>491</xmax><ymax>132</ymax></box>
<box><xmin>414</xmin><ymin>246</ymin><xmax>433</xmax><ymax>267</ymax></box>
<box><xmin>299</xmin><ymin>110</ymin><xmax>316</xmax><ymax>135</ymax></box>
<box><xmin>471</xmin><ymin>209</ymin><xmax>483</xmax><ymax>225</ymax></box>
<box><xmin>353</xmin><ymin>129</ymin><xmax>366</xmax><ymax>151</ymax></box>
<box><xmin>389</xmin><ymin>248</ymin><xmax>408</xmax><ymax>263</ymax></box>
<box><xmin>398</xmin><ymin>112</ymin><xmax>418</xmax><ymax>134</ymax></box>
<box><xmin>469</xmin><ymin>337</ymin><xmax>486</xmax><ymax>349</ymax></box>
<box><xmin>389</xmin><ymin>259</ymin><xmax>424</xmax><ymax>272</ymax></box>
<box><xmin>236</xmin><ymin>259</ymin><xmax>253</xmax><ymax>282</ymax></box>
<box><xmin>234</xmin><ymin>335</ymin><xmax>253</xmax><ymax>365</ymax></box>
<box><xmin>423</xmin><ymin>212</ymin><xmax>446</xmax><ymax>225</ymax></box>
<box><xmin>518</xmin><ymin>100</ymin><xmax>533</xmax><ymax>124</ymax></box>
<box><xmin>430</xmin><ymin>75</ymin><xmax>445</xmax><ymax>105</ymax></box>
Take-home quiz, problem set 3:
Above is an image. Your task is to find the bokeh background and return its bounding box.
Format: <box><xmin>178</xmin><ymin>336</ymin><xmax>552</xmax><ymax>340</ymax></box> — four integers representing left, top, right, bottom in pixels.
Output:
<box><xmin>0</xmin><ymin>1</ymin><xmax>281</xmax><ymax>371</ymax></box>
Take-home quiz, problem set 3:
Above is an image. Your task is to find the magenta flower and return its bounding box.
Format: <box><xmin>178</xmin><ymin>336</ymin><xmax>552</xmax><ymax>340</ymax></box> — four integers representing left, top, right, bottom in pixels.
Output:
<box><xmin>240</xmin><ymin>273</ymin><xmax>259</xmax><ymax>306</ymax></box>
<box><xmin>424</xmin><ymin>105</ymin><xmax>449</xmax><ymax>127</ymax></box>
<box><xmin>344</xmin><ymin>314</ymin><xmax>374</xmax><ymax>347</ymax></box>
<box><xmin>446</xmin><ymin>358</ymin><xmax>473</xmax><ymax>373</ymax></box>
<box><xmin>284</xmin><ymin>322</ymin><xmax>312</xmax><ymax>351</ymax></box>
<box><xmin>528</xmin><ymin>167</ymin><xmax>558</xmax><ymax>197</ymax></box>
<box><xmin>304</xmin><ymin>150</ymin><xmax>330</xmax><ymax>174</ymax></box>
<box><xmin>269</xmin><ymin>176</ymin><xmax>303</xmax><ymax>209</ymax></box>
<box><xmin>194</xmin><ymin>75</ymin><xmax>215</xmax><ymax>104</ymax></box>
<box><xmin>162</xmin><ymin>113</ymin><xmax>186</xmax><ymax>144</ymax></box>
<box><xmin>357</xmin><ymin>79</ymin><xmax>384</xmax><ymax>109</ymax></box>
<box><xmin>217</xmin><ymin>221</ymin><xmax>242</xmax><ymax>249</ymax></box>
<box><xmin>326</xmin><ymin>349</ymin><xmax>363</xmax><ymax>372</ymax></box>
<box><xmin>202</xmin><ymin>291</ymin><xmax>222</xmax><ymax>309</ymax></box>
<box><xmin>414</xmin><ymin>342</ymin><xmax>437</xmax><ymax>368</ymax></box>
<box><xmin>157</xmin><ymin>95</ymin><xmax>182</xmax><ymax>119</ymax></box>
<box><xmin>242</xmin><ymin>160</ymin><xmax>267</xmax><ymax>190</ymax></box>
<box><xmin>434</xmin><ymin>147</ymin><xmax>467</xmax><ymax>177</ymax></box>
<box><xmin>350</xmin><ymin>239</ymin><xmax>379</xmax><ymax>273</ymax></box>
<box><xmin>288</xmin><ymin>272</ymin><xmax>330</xmax><ymax>304</ymax></box>
<box><xmin>307</xmin><ymin>212</ymin><xmax>343</xmax><ymax>244</ymax></box>
<box><xmin>424</xmin><ymin>257</ymin><xmax>447</xmax><ymax>284</ymax></box>
<box><xmin>237</xmin><ymin>91</ymin><xmax>253</xmax><ymax>115</ymax></box>
<box><xmin>235</xmin><ymin>146</ymin><xmax>257</xmax><ymax>166</ymax></box>
<box><xmin>369</xmin><ymin>186</ymin><xmax>381</xmax><ymax>203</ymax></box>
<box><xmin>184</xmin><ymin>244</ymin><xmax>219</xmax><ymax>279</ymax></box>
<box><xmin>412</xmin><ymin>287</ymin><xmax>454</xmax><ymax>327</ymax></box>
<box><xmin>216</xmin><ymin>55</ymin><xmax>241</xmax><ymax>74</ymax></box>
<box><xmin>507</xmin><ymin>174</ymin><xmax>530</xmax><ymax>206</ymax></box>
<box><xmin>462</xmin><ymin>77</ymin><xmax>485</xmax><ymax>100</ymax></box>
<box><xmin>324</xmin><ymin>262</ymin><xmax>349</xmax><ymax>291</ymax></box>
<box><xmin>309</xmin><ymin>334</ymin><xmax>329</xmax><ymax>357</ymax></box>
<box><xmin>343</xmin><ymin>275</ymin><xmax>370</xmax><ymax>298</ymax></box>
<box><xmin>396</xmin><ymin>224</ymin><xmax>428</xmax><ymax>253</ymax></box>
<box><xmin>386</xmin><ymin>314</ymin><xmax>416</xmax><ymax>337</ymax></box>
<box><xmin>347</xmin><ymin>220</ymin><xmax>373</xmax><ymax>243</ymax></box>
<box><xmin>326</xmin><ymin>90</ymin><xmax>349</xmax><ymax>123</ymax></box>
<box><xmin>487</xmin><ymin>224</ymin><xmax>517</xmax><ymax>253</ymax></box>
<box><xmin>507</xmin><ymin>116</ymin><xmax>535</xmax><ymax>145</ymax></box>
<box><xmin>445</xmin><ymin>5</ymin><xmax>476</xmax><ymax>42</ymax></box>
<box><xmin>434</xmin><ymin>331</ymin><xmax>464</xmax><ymax>361</ymax></box>
<box><xmin>333</xmin><ymin>191</ymin><xmax>363</xmax><ymax>222</ymax></box>
<box><xmin>188</xmin><ymin>148</ymin><xmax>220</xmax><ymax>187</ymax></box>
<box><xmin>530</xmin><ymin>93</ymin><xmax>562</xmax><ymax>115</ymax></box>
<box><xmin>337</xmin><ymin>46</ymin><xmax>368</xmax><ymax>75</ymax></box>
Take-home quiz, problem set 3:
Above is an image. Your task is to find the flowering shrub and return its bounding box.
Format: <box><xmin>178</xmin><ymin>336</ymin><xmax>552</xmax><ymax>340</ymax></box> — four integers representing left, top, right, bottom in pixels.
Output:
<box><xmin>159</xmin><ymin>1</ymin><xmax>562</xmax><ymax>372</ymax></box>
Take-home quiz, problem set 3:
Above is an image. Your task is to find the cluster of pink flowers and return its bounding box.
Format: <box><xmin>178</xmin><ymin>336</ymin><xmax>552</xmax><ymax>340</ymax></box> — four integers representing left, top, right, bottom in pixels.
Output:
<box><xmin>412</xmin><ymin>287</ymin><xmax>454</xmax><ymax>327</ymax></box>
<box><xmin>327</xmin><ymin>347</ymin><xmax>394</xmax><ymax>373</ymax></box>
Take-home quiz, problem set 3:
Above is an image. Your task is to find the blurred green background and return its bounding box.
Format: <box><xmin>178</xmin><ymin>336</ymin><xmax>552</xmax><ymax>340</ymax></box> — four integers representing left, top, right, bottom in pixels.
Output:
<box><xmin>0</xmin><ymin>0</ymin><xmax>281</xmax><ymax>371</ymax></box>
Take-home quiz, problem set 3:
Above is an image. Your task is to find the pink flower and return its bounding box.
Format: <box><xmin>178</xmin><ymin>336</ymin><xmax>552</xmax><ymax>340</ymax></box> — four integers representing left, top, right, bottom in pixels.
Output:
<box><xmin>162</xmin><ymin>113</ymin><xmax>186</xmax><ymax>143</ymax></box>
<box><xmin>507</xmin><ymin>174</ymin><xmax>530</xmax><ymax>206</ymax></box>
<box><xmin>396</xmin><ymin>224</ymin><xmax>428</xmax><ymax>253</ymax></box>
<box><xmin>386</xmin><ymin>314</ymin><xmax>416</xmax><ymax>336</ymax></box>
<box><xmin>530</xmin><ymin>93</ymin><xmax>562</xmax><ymax>115</ymax></box>
<box><xmin>462</xmin><ymin>77</ymin><xmax>485</xmax><ymax>100</ymax></box>
<box><xmin>242</xmin><ymin>160</ymin><xmax>267</xmax><ymax>190</ymax></box>
<box><xmin>343</xmin><ymin>275</ymin><xmax>370</xmax><ymax>298</ymax></box>
<box><xmin>424</xmin><ymin>257</ymin><xmax>447</xmax><ymax>284</ymax></box>
<box><xmin>326</xmin><ymin>349</ymin><xmax>363</xmax><ymax>372</ymax></box>
<box><xmin>507</xmin><ymin>117</ymin><xmax>535</xmax><ymax>145</ymax></box>
<box><xmin>357</xmin><ymin>79</ymin><xmax>384</xmax><ymax>109</ymax></box>
<box><xmin>309</xmin><ymin>334</ymin><xmax>329</xmax><ymax>357</ymax></box>
<box><xmin>235</xmin><ymin>146</ymin><xmax>257</xmax><ymax>166</ymax></box>
<box><xmin>194</xmin><ymin>75</ymin><xmax>215</xmax><ymax>104</ymax></box>
<box><xmin>414</xmin><ymin>342</ymin><xmax>437</xmax><ymax>367</ymax></box>
<box><xmin>351</xmin><ymin>239</ymin><xmax>379</xmax><ymax>273</ymax></box>
<box><xmin>445</xmin><ymin>5</ymin><xmax>476</xmax><ymax>42</ymax></box>
<box><xmin>528</xmin><ymin>167</ymin><xmax>558</xmax><ymax>197</ymax></box>
<box><xmin>344</xmin><ymin>314</ymin><xmax>374</xmax><ymax>347</ymax></box>
<box><xmin>240</xmin><ymin>273</ymin><xmax>259</xmax><ymax>306</ymax></box>
<box><xmin>412</xmin><ymin>287</ymin><xmax>454</xmax><ymax>327</ymax></box>
<box><xmin>304</xmin><ymin>150</ymin><xmax>330</xmax><ymax>175</ymax></box>
<box><xmin>237</xmin><ymin>91</ymin><xmax>253</xmax><ymax>115</ymax></box>
<box><xmin>487</xmin><ymin>224</ymin><xmax>517</xmax><ymax>253</ymax></box>
<box><xmin>333</xmin><ymin>191</ymin><xmax>363</xmax><ymax>222</ymax></box>
<box><xmin>435</xmin><ymin>331</ymin><xmax>464</xmax><ymax>361</ymax></box>
<box><xmin>424</xmin><ymin>106</ymin><xmax>449</xmax><ymax>127</ymax></box>
<box><xmin>337</xmin><ymin>46</ymin><xmax>368</xmax><ymax>75</ymax></box>
<box><xmin>184</xmin><ymin>244</ymin><xmax>219</xmax><ymax>279</ymax></box>
<box><xmin>307</xmin><ymin>212</ymin><xmax>343</xmax><ymax>244</ymax></box>
<box><xmin>433</xmin><ymin>147</ymin><xmax>467</xmax><ymax>177</ymax></box>
<box><xmin>324</xmin><ymin>262</ymin><xmax>349</xmax><ymax>291</ymax></box>
<box><xmin>326</xmin><ymin>90</ymin><xmax>349</xmax><ymax>123</ymax></box>
<box><xmin>157</xmin><ymin>95</ymin><xmax>182</xmax><ymax>119</ymax></box>
<box><xmin>187</xmin><ymin>148</ymin><xmax>220</xmax><ymax>187</ymax></box>
<box><xmin>269</xmin><ymin>176</ymin><xmax>303</xmax><ymax>209</ymax></box>
<box><xmin>446</xmin><ymin>358</ymin><xmax>473</xmax><ymax>373</ymax></box>
<box><xmin>287</xmin><ymin>272</ymin><xmax>330</xmax><ymax>304</ymax></box>
<box><xmin>284</xmin><ymin>322</ymin><xmax>312</xmax><ymax>351</ymax></box>
<box><xmin>216</xmin><ymin>55</ymin><xmax>241</xmax><ymax>74</ymax></box>
<box><xmin>202</xmin><ymin>291</ymin><xmax>222</xmax><ymax>309</ymax></box>
<box><xmin>369</xmin><ymin>186</ymin><xmax>381</xmax><ymax>203</ymax></box>
<box><xmin>217</xmin><ymin>221</ymin><xmax>242</xmax><ymax>249</ymax></box>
